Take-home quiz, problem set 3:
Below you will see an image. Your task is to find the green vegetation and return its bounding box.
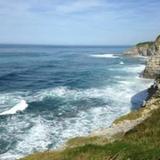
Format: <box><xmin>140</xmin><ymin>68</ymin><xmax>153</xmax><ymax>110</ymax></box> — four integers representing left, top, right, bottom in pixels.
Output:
<box><xmin>136</xmin><ymin>41</ymin><xmax>154</xmax><ymax>47</ymax></box>
<box><xmin>136</xmin><ymin>35</ymin><xmax>160</xmax><ymax>49</ymax></box>
<box><xmin>67</xmin><ymin>136</ymin><xmax>109</xmax><ymax>147</ymax></box>
<box><xmin>20</xmin><ymin>103</ymin><xmax>160</xmax><ymax>160</ymax></box>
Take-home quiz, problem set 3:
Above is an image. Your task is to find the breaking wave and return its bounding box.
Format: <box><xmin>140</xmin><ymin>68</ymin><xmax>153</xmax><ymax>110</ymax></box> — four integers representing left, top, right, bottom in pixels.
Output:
<box><xmin>90</xmin><ymin>54</ymin><xmax>118</xmax><ymax>58</ymax></box>
<box><xmin>0</xmin><ymin>100</ymin><xmax>28</xmax><ymax>116</ymax></box>
<box><xmin>0</xmin><ymin>45</ymin><xmax>153</xmax><ymax>160</ymax></box>
<box><xmin>120</xmin><ymin>61</ymin><xmax>124</xmax><ymax>65</ymax></box>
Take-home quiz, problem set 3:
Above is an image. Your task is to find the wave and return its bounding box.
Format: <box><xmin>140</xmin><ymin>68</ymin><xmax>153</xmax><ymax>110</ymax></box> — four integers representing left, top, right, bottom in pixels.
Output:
<box><xmin>120</xmin><ymin>61</ymin><xmax>124</xmax><ymax>65</ymax></box>
<box><xmin>0</xmin><ymin>100</ymin><xmax>28</xmax><ymax>116</ymax></box>
<box><xmin>28</xmin><ymin>78</ymin><xmax>152</xmax><ymax>107</ymax></box>
<box><xmin>0</xmin><ymin>80</ymin><xmax>153</xmax><ymax>159</ymax></box>
<box><xmin>109</xmin><ymin>64</ymin><xmax>145</xmax><ymax>73</ymax></box>
<box><xmin>90</xmin><ymin>54</ymin><xmax>118</xmax><ymax>58</ymax></box>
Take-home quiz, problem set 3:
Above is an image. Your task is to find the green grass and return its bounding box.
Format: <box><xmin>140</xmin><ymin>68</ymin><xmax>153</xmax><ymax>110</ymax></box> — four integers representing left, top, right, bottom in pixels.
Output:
<box><xmin>20</xmin><ymin>102</ymin><xmax>160</xmax><ymax>160</ymax></box>
<box><xmin>67</xmin><ymin>136</ymin><xmax>109</xmax><ymax>148</ymax></box>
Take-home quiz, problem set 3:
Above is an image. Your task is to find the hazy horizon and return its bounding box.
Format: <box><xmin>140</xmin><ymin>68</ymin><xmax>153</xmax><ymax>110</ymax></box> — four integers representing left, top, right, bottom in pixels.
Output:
<box><xmin>0</xmin><ymin>0</ymin><xmax>160</xmax><ymax>45</ymax></box>
<box><xmin>0</xmin><ymin>43</ymin><xmax>133</xmax><ymax>46</ymax></box>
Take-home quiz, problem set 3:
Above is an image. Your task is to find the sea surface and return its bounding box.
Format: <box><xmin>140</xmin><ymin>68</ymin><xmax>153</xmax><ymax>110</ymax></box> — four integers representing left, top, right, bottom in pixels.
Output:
<box><xmin>0</xmin><ymin>45</ymin><xmax>152</xmax><ymax>160</ymax></box>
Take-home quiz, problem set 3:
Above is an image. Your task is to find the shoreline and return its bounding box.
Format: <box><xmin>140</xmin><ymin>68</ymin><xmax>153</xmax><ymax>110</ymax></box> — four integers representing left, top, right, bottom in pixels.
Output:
<box><xmin>20</xmin><ymin>33</ymin><xmax>160</xmax><ymax>159</ymax></box>
<box><xmin>90</xmin><ymin>81</ymin><xmax>157</xmax><ymax>137</ymax></box>
<box><xmin>61</xmin><ymin>77</ymin><xmax>156</xmax><ymax>149</ymax></box>
<box><xmin>0</xmin><ymin>52</ymin><xmax>152</xmax><ymax>160</ymax></box>
<box><xmin>20</xmin><ymin>55</ymin><xmax>159</xmax><ymax>160</ymax></box>
<box><xmin>20</xmin><ymin>78</ymin><xmax>160</xmax><ymax>160</ymax></box>
<box><xmin>61</xmin><ymin>57</ymin><xmax>154</xmax><ymax>147</ymax></box>
<box><xmin>48</xmin><ymin>61</ymin><xmax>153</xmax><ymax>150</ymax></box>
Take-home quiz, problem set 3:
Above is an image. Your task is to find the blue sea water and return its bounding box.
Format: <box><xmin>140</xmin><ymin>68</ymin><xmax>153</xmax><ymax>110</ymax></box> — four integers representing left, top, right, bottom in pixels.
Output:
<box><xmin>0</xmin><ymin>45</ymin><xmax>152</xmax><ymax>160</ymax></box>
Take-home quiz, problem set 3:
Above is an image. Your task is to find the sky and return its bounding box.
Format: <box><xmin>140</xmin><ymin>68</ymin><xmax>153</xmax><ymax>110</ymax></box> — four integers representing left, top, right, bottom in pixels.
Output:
<box><xmin>0</xmin><ymin>0</ymin><xmax>160</xmax><ymax>45</ymax></box>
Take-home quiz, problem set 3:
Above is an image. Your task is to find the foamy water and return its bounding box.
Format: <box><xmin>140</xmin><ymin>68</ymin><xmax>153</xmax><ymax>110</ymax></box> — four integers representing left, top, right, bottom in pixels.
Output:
<box><xmin>90</xmin><ymin>54</ymin><xmax>118</xmax><ymax>58</ymax></box>
<box><xmin>0</xmin><ymin>45</ymin><xmax>152</xmax><ymax>160</ymax></box>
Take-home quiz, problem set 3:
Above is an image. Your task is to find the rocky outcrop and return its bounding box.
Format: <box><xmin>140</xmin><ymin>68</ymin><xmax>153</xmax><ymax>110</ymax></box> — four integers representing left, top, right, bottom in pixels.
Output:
<box><xmin>143</xmin><ymin>55</ymin><xmax>160</xmax><ymax>78</ymax></box>
<box><xmin>124</xmin><ymin>35</ymin><xmax>160</xmax><ymax>79</ymax></box>
<box><xmin>142</xmin><ymin>35</ymin><xmax>160</xmax><ymax>78</ymax></box>
<box><xmin>124</xmin><ymin>35</ymin><xmax>160</xmax><ymax>56</ymax></box>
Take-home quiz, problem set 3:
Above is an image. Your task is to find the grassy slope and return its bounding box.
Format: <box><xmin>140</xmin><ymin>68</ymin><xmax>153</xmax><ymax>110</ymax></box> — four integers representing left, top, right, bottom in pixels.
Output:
<box><xmin>21</xmin><ymin>97</ymin><xmax>160</xmax><ymax>160</ymax></box>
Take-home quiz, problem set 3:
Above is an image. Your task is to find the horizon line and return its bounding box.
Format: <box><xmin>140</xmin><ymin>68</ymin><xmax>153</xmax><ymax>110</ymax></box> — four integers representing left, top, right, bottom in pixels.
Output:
<box><xmin>0</xmin><ymin>43</ymin><xmax>133</xmax><ymax>47</ymax></box>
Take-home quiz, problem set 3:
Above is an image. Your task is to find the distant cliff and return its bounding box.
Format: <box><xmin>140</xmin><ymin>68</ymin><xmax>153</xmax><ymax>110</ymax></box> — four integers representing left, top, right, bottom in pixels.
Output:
<box><xmin>124</xmin><ymin>35</ymin><xmax>160</xmax><ymax>56</ymax></box>
<box><xmin>124</xmin><ymin>35</ymin><xmax>160</xmax><ymax>79</ymax></box>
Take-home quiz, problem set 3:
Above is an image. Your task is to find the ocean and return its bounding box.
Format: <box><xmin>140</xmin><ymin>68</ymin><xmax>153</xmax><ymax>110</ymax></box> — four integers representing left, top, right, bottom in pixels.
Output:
<box><xmin>0</xmin><ymin>45</ymin><xmax>152</xmax><ymax>160</ymax></box>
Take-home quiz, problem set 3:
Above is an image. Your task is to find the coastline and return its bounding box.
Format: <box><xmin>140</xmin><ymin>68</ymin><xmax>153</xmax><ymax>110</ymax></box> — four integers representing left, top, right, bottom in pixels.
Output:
<box><xmin>91</xmin><ymin>82</ymin><xmax>158</xmax><ymax>138</ymax></box>
<box><xmin>0</xmin><ymin>46</ymin><xmax>152</xmax><ymax>160</ymax></box>
<box><xmin>20</xmin><ymin>54</ymin><xmax>160</xmax><ymax>160</ymax></box>
<box><xmin>20</xmin><ymin>77</ymin><xmax>160</xmax><ymax>160</ymax></box>
<box><xmin>62</xmin><ymin>77</ymin><xmax>156</xmax><ymax>149</ymax></box>
<box><xmin>20</xmin><ymin>34</ymin><xmax>160</xmax><ymax>159</ymax></box>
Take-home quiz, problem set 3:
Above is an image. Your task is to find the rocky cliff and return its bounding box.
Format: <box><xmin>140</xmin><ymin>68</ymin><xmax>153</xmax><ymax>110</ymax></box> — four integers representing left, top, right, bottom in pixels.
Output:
<box><xmin>124</xmin><ymin>35</ymin><xmax>160</xmax><ymax>56</ymax></box>
<box><xmin>124</xmin><ymin>35</ymin><xmax>160</xmax><ymax>79</ymax></box>
<box><xmin>143</xmin><ymin>55</ymin><xmax>160</xmax><ymax>78</ymax></box>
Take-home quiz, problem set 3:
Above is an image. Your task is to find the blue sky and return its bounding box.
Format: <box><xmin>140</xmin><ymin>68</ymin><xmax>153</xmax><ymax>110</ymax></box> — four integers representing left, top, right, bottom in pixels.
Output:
<box><xmin>0</xmin><ymin>0</ymin><xmax>160</xmax><ymax>45</ymax></box>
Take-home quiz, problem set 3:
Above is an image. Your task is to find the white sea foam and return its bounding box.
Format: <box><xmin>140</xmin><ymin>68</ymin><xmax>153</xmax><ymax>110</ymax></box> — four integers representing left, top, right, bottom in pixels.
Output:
<box><xmin>90</xmin><ymin>54</ymin><xmax>118</xmax><ymax>58</ymax></box>
<box><xmin>0</xmin><ymin>100</ymin><xmax>28</xmax><ymax>116</ymax></box>
<box><xmin>0</xmin><ymin>61</ymin><xmax>153</xmax><ymax>160</ymax></box>
<box><xmin>109</xmin><ymin>64</ymin><xmax>145</xmax><ymax>73</ymax></box>
<box><xmin>16</xmin><ymin>117</ymin><xmax>51</xmax><ymax>154</ymax></box>
<box><xmin>120</xmin><ymin>61</ymin><xmax>124</xmax><ymax>65</ymax></box>
<box><xmin>0</xmin><ymin>77</ymin><xmax>153</xmax><ymax>160</ymax></box>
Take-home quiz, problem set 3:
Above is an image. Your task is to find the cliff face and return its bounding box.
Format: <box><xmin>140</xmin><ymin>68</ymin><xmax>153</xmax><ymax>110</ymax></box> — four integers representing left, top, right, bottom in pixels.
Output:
<box><xmin>136</xmin><ymin>42</ymin><xmax>156</xmax><ymax>56</ymax></box>
<box><xmin>142</xmin><ymin>35</ymin><xmax>160</xmax><ymax>78</ymax></box>
<box><xmin>143</xmin><ymin>55</ymin><xmax>160</xmax><ymax>78</ymax></box>
<box><xmin>124</xmin><ymin>35</ymin><xmax>160</xmax><ymax>79</ymax></box>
